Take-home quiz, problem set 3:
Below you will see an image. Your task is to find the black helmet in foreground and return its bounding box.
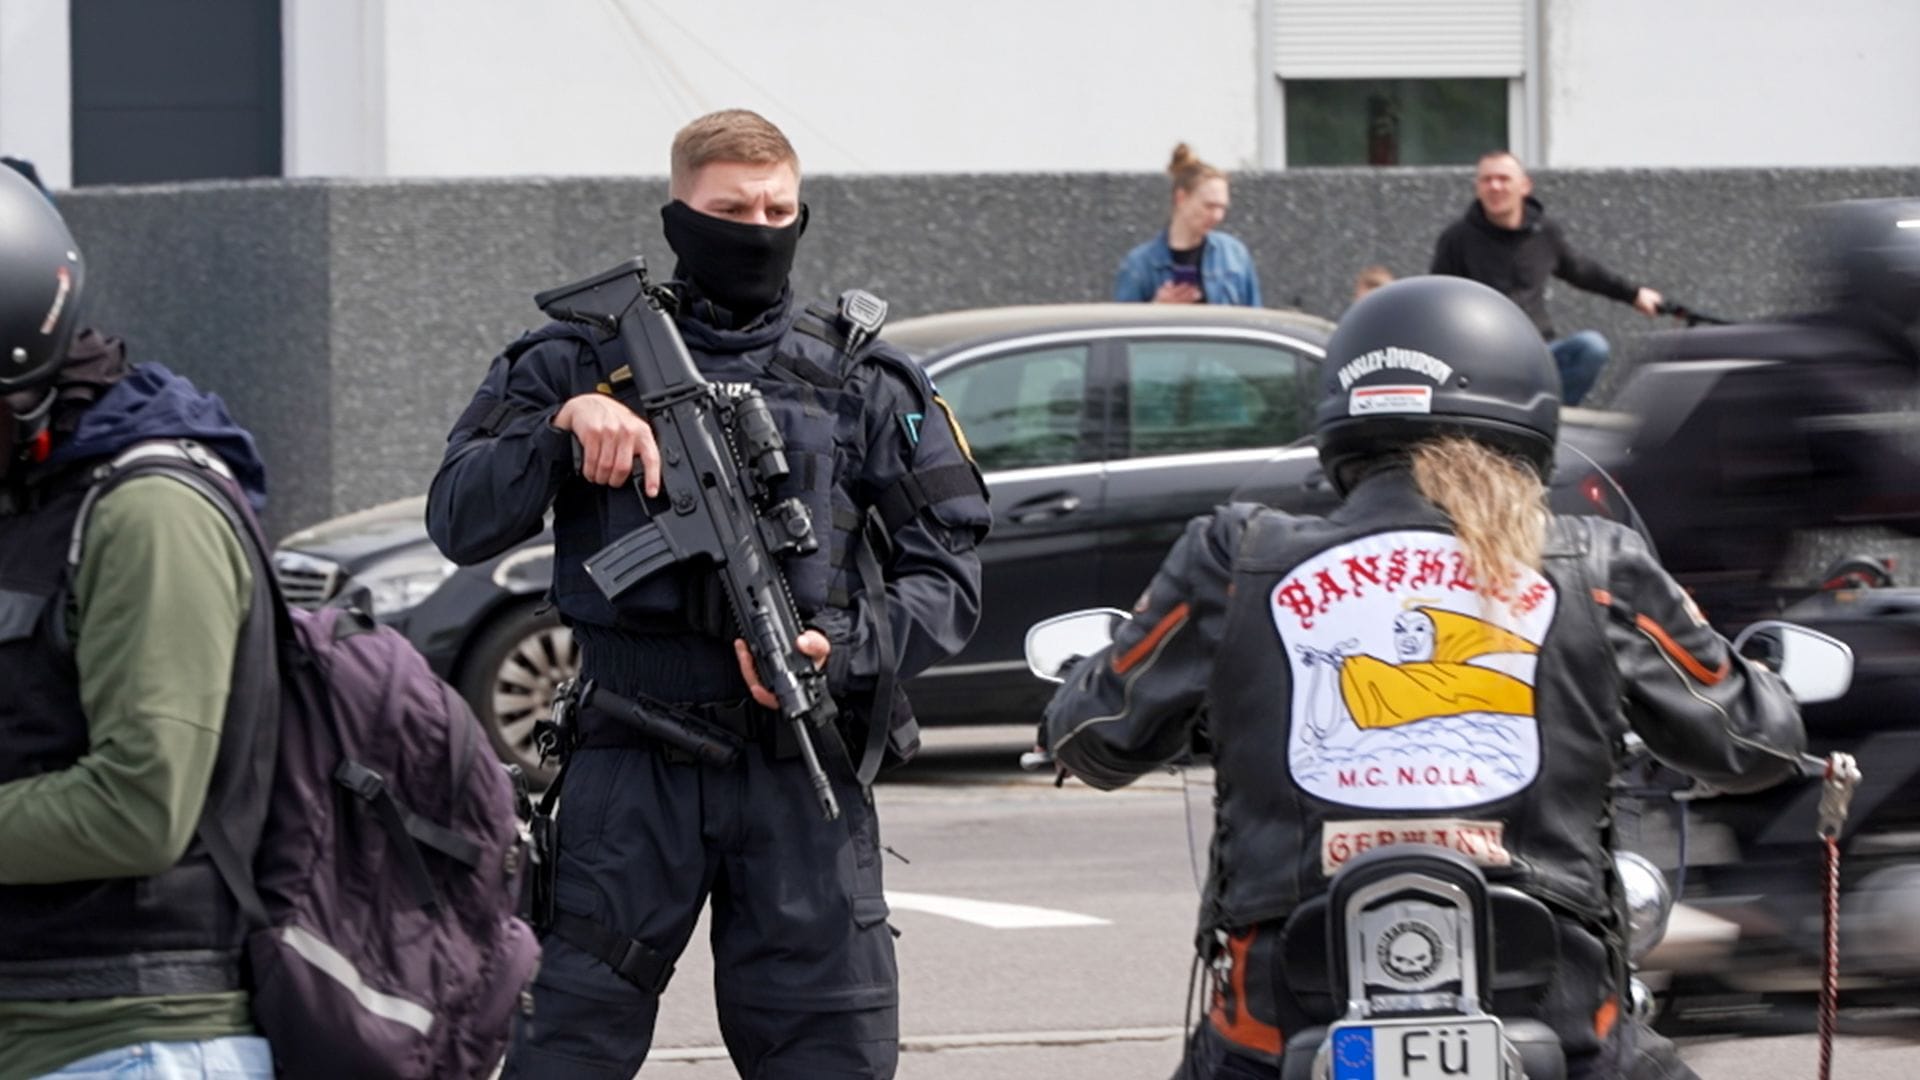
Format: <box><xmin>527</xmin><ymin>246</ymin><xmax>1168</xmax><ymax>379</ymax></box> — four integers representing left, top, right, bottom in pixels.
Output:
<box><xmin>1818</xmin><ymin>197</ymin><xmax>1920</xmax><ymax>335</ymax></box>
<box><xmin>1315</xmin><ymin>275</ymin><xmax>1559</xmax><ymax>493</ymax></box>
<box><xmin>0</xmin><ymin>164</ymin><xmax>83</xmax><ymax>395</ymax></box>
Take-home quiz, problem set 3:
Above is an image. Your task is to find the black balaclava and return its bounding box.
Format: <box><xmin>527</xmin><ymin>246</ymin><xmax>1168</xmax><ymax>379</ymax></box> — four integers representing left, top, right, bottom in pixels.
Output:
<box><xmin>660</xmin><ymin>200</ymin><xmax>808</xmax><ymax>320</ymax></box>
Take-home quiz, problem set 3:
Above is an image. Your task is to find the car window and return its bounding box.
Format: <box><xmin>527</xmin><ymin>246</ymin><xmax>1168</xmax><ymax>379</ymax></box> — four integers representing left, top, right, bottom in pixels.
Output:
<box><xmin>935</xmin><ymin>344</ymin><xmax>1093</xmax><ymax>471</ymax></box>
<box><xmin>1124</xmin><ymin>339</ymin><xmax>1306</xmax><ymax>458</ymax></box>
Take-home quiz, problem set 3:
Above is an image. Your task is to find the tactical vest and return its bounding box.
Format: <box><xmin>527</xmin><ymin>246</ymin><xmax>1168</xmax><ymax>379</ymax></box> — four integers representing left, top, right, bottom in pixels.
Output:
<box><xmin>0</xmin><ymin>450</ymin><xmax>277</xmax><ymax>1000</ymax></box>
<box><xmin>471</xmin><ymin>298</ymin><xmax>969</xmax><ymax>712</ymax></box>
<box><xmin>1198</xmin><ymin>474</ymin><xmax>1625</xmax><ymax>937</ymax></box>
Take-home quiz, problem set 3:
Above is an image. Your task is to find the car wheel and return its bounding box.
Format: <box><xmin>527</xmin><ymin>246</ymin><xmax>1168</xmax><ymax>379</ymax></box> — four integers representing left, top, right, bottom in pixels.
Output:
<box><xmin>457</xmin><ymin>602</ymin><xmax>578</xmax><ymax>785</ymax></box>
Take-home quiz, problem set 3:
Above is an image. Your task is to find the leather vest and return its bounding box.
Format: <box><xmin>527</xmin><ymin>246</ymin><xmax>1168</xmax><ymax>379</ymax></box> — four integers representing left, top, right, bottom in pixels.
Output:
<box><xmin>1200</xmin><ymin>473</ymin><xmax>1626</xmax><ymax>935</ymax></box>
<box><xmin>0</xmin><ymin>455</ymin><xmax>276</xmax><ymax>1000</ymax></box>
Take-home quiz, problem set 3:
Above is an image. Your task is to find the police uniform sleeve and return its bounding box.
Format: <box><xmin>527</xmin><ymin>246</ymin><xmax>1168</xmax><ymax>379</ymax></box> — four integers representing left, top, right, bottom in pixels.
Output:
<box><xmin>1042</xmin><ymin>505</ymin><xmax>1249</xmax><ymax>791</ymax></box>
<box><xmin>1598</xmin><ymin>522</ymin><xmax>1807</xmax><ymax>794</ymax></box>
<box><xmin>818</xmin><ymin>354</ymin><xmax>992</xmax><ymax>694</ymax></box>
<box><xmin>426</xmin><ymin>335</ymin><xmax>583</xmax><ymax>565</ymax></box>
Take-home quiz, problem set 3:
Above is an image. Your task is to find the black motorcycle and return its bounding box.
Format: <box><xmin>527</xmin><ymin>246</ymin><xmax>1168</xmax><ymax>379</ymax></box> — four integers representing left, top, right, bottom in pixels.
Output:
<box><xmin>1635</xmin><ymin>579</ymin><xmax>1920</xmax><ymax>1028</ymax></box>
<box><xmin>1023</xmin><ymin>609</ymin><xmax>1857</xmax><ymax>1078</ymax></box>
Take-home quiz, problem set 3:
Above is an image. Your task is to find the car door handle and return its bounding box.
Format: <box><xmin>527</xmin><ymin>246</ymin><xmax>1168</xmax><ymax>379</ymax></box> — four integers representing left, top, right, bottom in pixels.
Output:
<box><xmin>1007</xmin><ymin>494</ymin><xmax>1082</xmax><ymax>524</ymax></box>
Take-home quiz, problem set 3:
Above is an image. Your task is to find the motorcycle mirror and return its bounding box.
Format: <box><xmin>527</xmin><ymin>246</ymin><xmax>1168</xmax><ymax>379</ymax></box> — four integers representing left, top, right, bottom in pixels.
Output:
<box><xmin>1024</xmin><ymin>608</ymin><xmax>1129</xmax><ymax>683</ymax></box>
<box><xmin>1732</xmin><ymin>620</ymin><xmax>1855</xmax><ymax>704</ymax></box>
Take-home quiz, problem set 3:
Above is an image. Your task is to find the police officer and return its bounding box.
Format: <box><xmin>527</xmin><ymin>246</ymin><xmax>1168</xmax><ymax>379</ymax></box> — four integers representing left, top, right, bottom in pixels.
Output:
<box><xmin>427</xmin><ymin>109</ymin><xmax>989</xmax><ymax>1079</ymax></box>
<box><xmin>1619</xmin><ymin>196</ymin><xmax>1920</xmax><ymax>631</ymax></box>
<box><xmin>0</xmin><ymin>167</ymin><xmax>277</xmax><ymax>1077</ymax></box>
<box><xmin>1038</xmin><ymin>277</ymin><xmax>1806</xmax><ymax>1080</ymax></box>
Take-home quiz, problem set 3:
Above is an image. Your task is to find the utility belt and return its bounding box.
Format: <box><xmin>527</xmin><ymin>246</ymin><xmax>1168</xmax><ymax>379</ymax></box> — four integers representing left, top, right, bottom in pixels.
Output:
<box><xmin>522</xmin><ymin>678</ymin><xmax>814</xmax><ymax>934</ymax></box>
<box><xmin>565</xmin><ymin>680</ymin><xmax>805</xmax><ymax>764</ymax></box>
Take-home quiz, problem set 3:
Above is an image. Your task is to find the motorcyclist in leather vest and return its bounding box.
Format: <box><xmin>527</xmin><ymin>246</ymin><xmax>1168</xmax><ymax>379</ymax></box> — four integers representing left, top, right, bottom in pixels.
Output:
<box><xmin>1617</xmin><ymin>196</ymin><xmax>1920</xmax><ymax>632</ymax></box>
<box><xmin>1039</xmin><ymin>276</ymin><xmax>1807</xmax><ymax>1080</ymax></box>
<box><xmin>427</xmin><ymin>110</ymin><xmax>989</xmax><ymax>1080</ymax></box>
<box><xmin>0</xmin><ymin>165</ymin><xmax>278</xmax><ymax>1078</ymax></box>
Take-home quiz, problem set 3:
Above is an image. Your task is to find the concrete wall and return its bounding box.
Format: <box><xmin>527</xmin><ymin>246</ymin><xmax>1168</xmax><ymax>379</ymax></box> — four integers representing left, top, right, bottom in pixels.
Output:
<box><xmin>1543</xmin><ymin>0</ymin><xmax>1920</xmax><ymax>168</ymax></box>
<box><xmin>55</xmin><ymin>166</ymin><xmax>1920</xmax><ymax>539</ymax></box>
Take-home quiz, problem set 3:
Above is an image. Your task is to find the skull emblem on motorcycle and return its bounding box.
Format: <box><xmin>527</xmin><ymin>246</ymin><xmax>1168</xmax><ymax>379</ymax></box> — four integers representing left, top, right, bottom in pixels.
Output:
<box><xmin>1377</xmin><ymin>920</ymin><xmax>1445</xmax><ymax>984</ymax></box>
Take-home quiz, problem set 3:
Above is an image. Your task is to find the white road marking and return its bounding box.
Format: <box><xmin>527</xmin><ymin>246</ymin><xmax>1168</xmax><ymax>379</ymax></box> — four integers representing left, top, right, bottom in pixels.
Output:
<box><xmin>882</xmin><ymin>890</ymin><xmax>1111</xmax><ymax>929</ymax></box>
<box><xmin>651</xmin><ymin>1026</ymin><xmax>1185</xmax><ymax>1061</ymax></box>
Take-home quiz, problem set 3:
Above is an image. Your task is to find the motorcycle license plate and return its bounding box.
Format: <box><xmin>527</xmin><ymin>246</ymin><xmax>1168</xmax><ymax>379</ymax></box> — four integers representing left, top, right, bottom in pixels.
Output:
<box><xmin>1327</xmin><ymin>1016</ymin><xmax>1503</xmax><ymax>1080</ymax></box>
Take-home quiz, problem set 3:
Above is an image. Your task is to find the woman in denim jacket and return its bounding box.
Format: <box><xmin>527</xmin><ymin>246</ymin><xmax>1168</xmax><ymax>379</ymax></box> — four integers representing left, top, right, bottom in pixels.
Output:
<box><xmin>1114</xmin><ymin>143</ymin><xmax>1263</xmax><ymax>307</ymax></box>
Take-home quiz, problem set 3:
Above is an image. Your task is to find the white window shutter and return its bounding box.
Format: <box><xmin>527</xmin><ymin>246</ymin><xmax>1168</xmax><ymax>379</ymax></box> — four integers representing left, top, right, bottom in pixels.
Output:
<box><xmin>1274</xmin><ymin>0</ymin><xmax>1527</xmax><ymax>79</ymax></box>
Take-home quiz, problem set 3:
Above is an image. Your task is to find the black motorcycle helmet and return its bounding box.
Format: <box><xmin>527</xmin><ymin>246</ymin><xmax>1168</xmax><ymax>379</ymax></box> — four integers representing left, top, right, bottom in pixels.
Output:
<box><xmin>0</xmin><ymin>163</ymin><xmax>84</xmax><ymax>396</ymax></box>
<box><xmin>1315</xmin><ymin>276</ymin><xmax>1559</xmax><ymax>494</ymax></box>
<box><xmin>1819</xmin><ymin>197</ymin><xmax>1920</xmax><ymax>338</ymax></box>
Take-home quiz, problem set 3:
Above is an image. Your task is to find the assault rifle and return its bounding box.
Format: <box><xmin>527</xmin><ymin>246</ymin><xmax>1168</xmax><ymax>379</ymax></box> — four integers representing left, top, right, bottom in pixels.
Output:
<box><xmin>535</xmin><ymin>257</ymin><xmax>842</xmax><ymax>820</ymax></box>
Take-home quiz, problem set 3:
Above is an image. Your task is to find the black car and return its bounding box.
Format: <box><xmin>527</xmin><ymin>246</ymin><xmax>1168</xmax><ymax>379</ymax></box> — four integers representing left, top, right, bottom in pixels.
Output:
<box><xmin>1229</xmin><ymin>403</ymin><xmax>1640</xmax><ymax>521</ymax></box>
<box><xmin>273</xmin><ymin>303</ymin><xmax>1336</xmax><ymax>777</ymax></box>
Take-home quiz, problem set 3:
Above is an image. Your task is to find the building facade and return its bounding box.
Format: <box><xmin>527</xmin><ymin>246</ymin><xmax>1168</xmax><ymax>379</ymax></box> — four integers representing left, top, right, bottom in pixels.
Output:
<box><xmin>3</xmin><ymin>0</ymin><xmax>1917</xmax><ymax>188</ymax></box>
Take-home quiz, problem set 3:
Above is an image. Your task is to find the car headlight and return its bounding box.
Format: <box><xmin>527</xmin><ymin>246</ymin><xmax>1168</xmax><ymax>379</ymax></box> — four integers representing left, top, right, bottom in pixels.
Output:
<box><xmin>348</xmin><ymin>549</ymin><xmax>457</xmax><ymax>617</ymax></box>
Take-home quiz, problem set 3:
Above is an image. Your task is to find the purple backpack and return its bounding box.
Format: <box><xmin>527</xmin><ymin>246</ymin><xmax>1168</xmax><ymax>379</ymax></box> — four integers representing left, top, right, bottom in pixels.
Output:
<box><xmin>76</xmin><ymin>443</ymin><xmax>540</xmax><ymax>1079</ymax></box>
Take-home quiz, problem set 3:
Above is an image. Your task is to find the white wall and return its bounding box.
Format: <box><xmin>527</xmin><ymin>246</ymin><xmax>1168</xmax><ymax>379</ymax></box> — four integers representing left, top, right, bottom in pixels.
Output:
<box><xmin>1543</xmin><ymin>0</ymin><xmax>1920</xmax><ymax>168</ymax></box>
<box><xmin>295</xmin><ymin>0</ymin><xmax>1263</xmax><ymax>178</ymax></box>
<box><xmin>0</xmin><ymin>0</ymin><xmax>70</xmax><ymax>189</ymax></box>
<box><xmin>284</xmin><ymin>0</ymin><xmax>385</xmax><ymax>178</ymax></box>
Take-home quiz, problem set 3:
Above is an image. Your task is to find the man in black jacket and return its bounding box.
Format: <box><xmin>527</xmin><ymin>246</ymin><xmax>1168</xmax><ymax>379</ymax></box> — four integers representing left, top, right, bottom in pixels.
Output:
<box><xmin>429</xmin><ymin>109</ymin><xmax>989</xmax><ymax>1079</ymax></box>
<box><xmin>1431</xmin><ymin>151</ymin><xmax>1665</xmax><ymax>405</ymax></box>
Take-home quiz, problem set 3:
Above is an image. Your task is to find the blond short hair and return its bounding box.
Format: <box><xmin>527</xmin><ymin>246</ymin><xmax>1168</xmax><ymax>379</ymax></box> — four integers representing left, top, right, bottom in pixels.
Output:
<box><xmin>670</xmin><ymin>110</ymin><xmax>799</xmax><ymax>194</ymax></box>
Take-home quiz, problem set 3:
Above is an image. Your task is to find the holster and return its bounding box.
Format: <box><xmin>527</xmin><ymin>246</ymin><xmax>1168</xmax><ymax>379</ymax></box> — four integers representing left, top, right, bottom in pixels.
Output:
<box><xmin>575</xmin><ymin>680</ymin><xmax>743</xmax><ymax>767</ymax></box>
<box><xmin>523</xmin><ymin>680</ymin><xmax>584</xmax><ymax>933</ymax></box>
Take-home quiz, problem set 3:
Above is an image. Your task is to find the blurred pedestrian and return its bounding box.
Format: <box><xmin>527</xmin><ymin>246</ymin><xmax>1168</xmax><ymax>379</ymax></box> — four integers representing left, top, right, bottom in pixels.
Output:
<box><xmin>1430</xmin><ymin>151</ymin><xmax>1663</xmax><ymax>405</ymax></box>
<box><xmin>1351</xmin><ymin>264</ymin><xmax>1394</xmax><ymax>303</ymax></box>
<box><xmin>1115</xmin><ymin>143</ymin><xmax>1262</xmax><ymax>306</ymax></box>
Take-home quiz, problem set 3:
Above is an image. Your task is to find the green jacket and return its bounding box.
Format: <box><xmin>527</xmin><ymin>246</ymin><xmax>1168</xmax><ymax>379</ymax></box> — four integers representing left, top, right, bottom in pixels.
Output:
<box><xmin>0</xmin><ymin>475</ymin><xmax>255</xmax><ymax>1079</ymax></box>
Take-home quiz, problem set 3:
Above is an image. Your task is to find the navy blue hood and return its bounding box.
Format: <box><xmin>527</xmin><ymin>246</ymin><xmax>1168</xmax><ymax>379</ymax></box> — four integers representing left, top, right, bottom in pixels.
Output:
<box><xmin>672</xmin><ymin>280</ymin><xmax>794</xmax><ymax>356</ymax></box>
<box><xmin>47</xmin><ymin>362</ymin><xmax>269</xmax><ymax>510</ymax></box>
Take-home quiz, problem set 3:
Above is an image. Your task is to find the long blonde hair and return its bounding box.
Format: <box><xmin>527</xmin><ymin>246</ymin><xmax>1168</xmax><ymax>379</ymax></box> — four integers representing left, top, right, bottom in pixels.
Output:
<box><xmin>1410</xmin><ymin>436</ymin><xmax>1548</xmax><ymax>598</ymax></box>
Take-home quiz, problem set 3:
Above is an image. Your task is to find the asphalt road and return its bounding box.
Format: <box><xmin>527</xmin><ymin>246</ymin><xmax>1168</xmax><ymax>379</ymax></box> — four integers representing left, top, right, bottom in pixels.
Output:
<box><xmin>634</xmin><ymin>726</ymin><xmax>1919</xmax><ymax>1078</ymax></box>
